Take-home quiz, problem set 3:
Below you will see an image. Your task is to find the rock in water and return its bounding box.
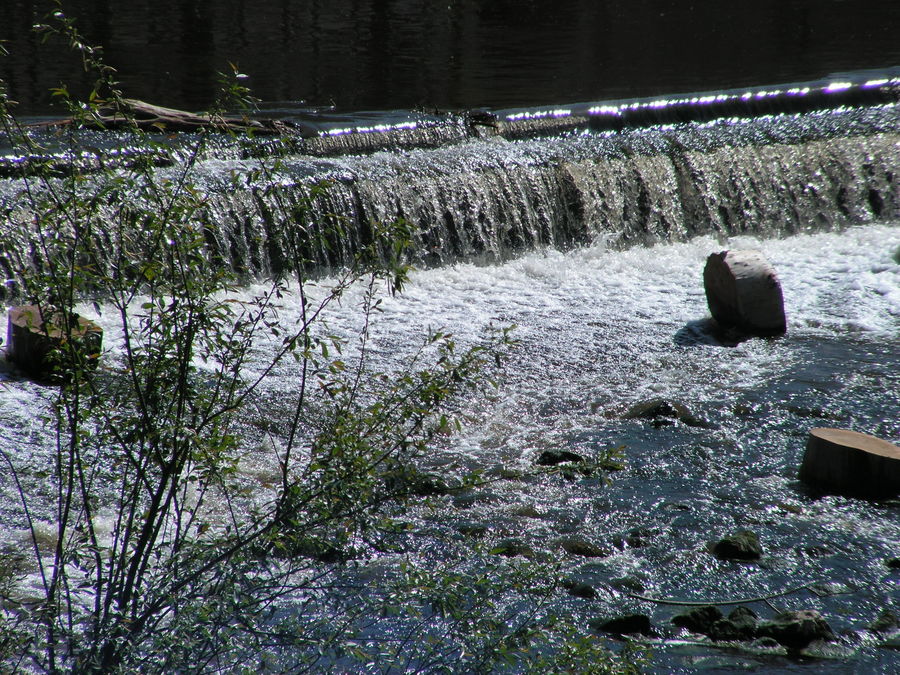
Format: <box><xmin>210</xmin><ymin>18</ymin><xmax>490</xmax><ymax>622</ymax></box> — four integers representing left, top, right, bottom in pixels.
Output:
<box><xmin>712</xmin><ymin>530</ymin><xmax>763</xmax><ymax>561</ymax></box>
<box><xmin>799</xmin><ymin>427</ymin><xmax>900</xmax><ymax>499</ymax></box>
<box><xmin>756</xmin><ymin>610</ymin><xmax>835</xmax><ymax>650</ymax></box>
<box><xmin>703</xmin><ymin>250</ymin><xmax>786</xmax><ymax>336</ymax></box>
<box><xmin>672</xmin><ymin>606</ymin><xmax>723</xmax><ymax>634</ymax></box>
<box><xmin>589</xmin><ymin>614</ymin><xmax>653</xmax><ymax>636</ymax></box>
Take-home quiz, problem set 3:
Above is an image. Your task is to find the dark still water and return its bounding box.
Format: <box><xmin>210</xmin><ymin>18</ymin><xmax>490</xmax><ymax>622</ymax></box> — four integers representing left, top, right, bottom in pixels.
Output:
<box><xmin>2</xmin><ymin>0</ymin><xmax>900</xmax><ymax>115</ymax></box>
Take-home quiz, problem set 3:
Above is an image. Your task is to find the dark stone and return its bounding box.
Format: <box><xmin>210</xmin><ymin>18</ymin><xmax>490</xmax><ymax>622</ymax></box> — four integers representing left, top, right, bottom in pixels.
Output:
<box><xmin>384</xmin><ymin>469</ymin><xmax>452</xmax><ymax>497</ymax></box>
<box><xmin>709</xmin><ymin>618</ymin><xmax>745</xmax><ymax>642</ymax></box>
<box><xmin>557</xmin><ymin>537</ymin><xmax>609</xmax><ymax>558</ymax></box>
<box><xmin>709</xmin><ymin>607</ymin><xmax>758</xmax><ymax>641</ymax></box>
<box><xmin>887</xmin><ymin>558</ymin><xmax>900</xmax><ymax>569</ymax></box>
<box><xmin>281</xmin><ymin>537</ymin><xmax>350</xmax><ymax>563</ymax></box>
<box><xmin>513</xmin><ymin>504</ymin><xmax>542</xmax><ymax>518</ymax></box>
<box><xmin>456</xmin><ymin>523</ymin><xmax>488</xmax><ymax>538</ymax></box>
<box><xmin>623</xmin><ymin>398</ymin><xmax>707</xmax><ymax>428</ymax></box>
<box><xmin>589</xmin><ymin>614</ymin><xmax>653</xmax><ymax>636</ymax></box>
<box><xmin>751</xmin><ymin>637</ymin><xmax>782</xmax><ymax>650</ymax></box>
<box><xmin>729</xmin><ymin>606</ymin><xmax>759</xmax><ymax>633</ymax></box>
<box><xmin>536</xmin><ymin>449</ymin><xmax>584</xmax><ymax>466</ymax></box>
<box><xmin>492</xmin><ymin>539</ymin><xmax>535</xmax><ymax>559</ymax></box>
<box><xmin>562</xmin><ymin>579</ymin><xmax>597</xmax><ymax>599</ymax></box>
<box><xmin>625</xmin><ymin>527</ymin><xmax>657</xmax><ymax>548</ymax></box>
<box><xmin>756</xmin><ymin>610</ymin><xmax>835</xmax><ymax>650</ymax></box>
<box><xmin>868</xmin><ymin>609</ymin><xmax>900</xmax><ymax>633</ymax></box>
<box><xmin>610</xmin><ymin>577</ymin><xmax>646</xmax><ymax>593</ymax></box>
<box><xmin>672</xmin><ymin>605</ymin><xmax>724</xmax><ymax>634</ymax></box>
<box><xmin>713</xmin><ymin>530</ymin><xmax>763</xmax><ymax>561</ymax></box>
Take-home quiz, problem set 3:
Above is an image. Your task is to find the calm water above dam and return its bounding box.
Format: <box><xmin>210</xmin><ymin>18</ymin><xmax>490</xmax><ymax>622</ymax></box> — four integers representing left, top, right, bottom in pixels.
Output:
<box><xmin>1</xmin><ymin>1</ymin><xmax>900</xmax><ymax>115</ymax></box>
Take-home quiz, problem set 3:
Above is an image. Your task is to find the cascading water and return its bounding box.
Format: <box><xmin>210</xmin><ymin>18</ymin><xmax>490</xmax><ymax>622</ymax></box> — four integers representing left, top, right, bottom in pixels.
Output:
<box><xmin>198</xmin><ymin>103</ymin><xmax>898</xmax><ymax>278</ymax></box>
<box><xmin>1</xmin><ymin>77</ymin><xmax>899</xmax><ymax>671</ymax></box>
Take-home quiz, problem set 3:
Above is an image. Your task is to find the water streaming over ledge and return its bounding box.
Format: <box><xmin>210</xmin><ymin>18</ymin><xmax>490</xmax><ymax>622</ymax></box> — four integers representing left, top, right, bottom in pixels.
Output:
<box><xmin>1</xmin><ymin>75</ymin><xmax>899</xmax><ymax>295</ymax></box>
<box><xmin>193</xmin><ymin>107</ymin><xmax>900</xmax><ymax>285</ymax></box>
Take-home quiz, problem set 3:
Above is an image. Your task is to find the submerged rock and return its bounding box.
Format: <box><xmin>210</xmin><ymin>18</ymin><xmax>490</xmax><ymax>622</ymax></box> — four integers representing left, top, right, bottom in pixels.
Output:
<box><xmin>589</xmin><ymin>613</ymin><xmax>653</xmax><ymax>636</ymax></box>
<box><xmin>562</xmin><ymin>579</ymin><xmax>597</xmax><ymax>599</ymax></box>
<box><xmin>712</xmin><ymin>530</ymin><xmax>763</xmax><ymax>561</ymax></box>
<box><xmin>622</xmin><ymin>398</ymin><xmax>707</xmax><ymax>428</ymax></box>
<box><xmin>491</xmin><ymin>538</ymin><xmax>535</xmax><ymax>559</ymax></box>
<box><xmin>383</xmin><ymin>469</ymin><xmax>453</xmax><ymax>497</ymax></box>
<box><xmin>672</xmin><ymin>605</ymin><xmax>723</xmax><ymax>634</ymax></box>
<box><xmin>536</xmin><ymin>449</ymin><xmax>584</xmax><ymax>466</ymax></box>
<box><xmin>868</xmin><ymin>609</ymin><xmax>900</xmax><ymax>633</ymax></box>
<box><xmin>709</xmin><ymin>607</ymin><xmax>759</xmax><ymax>641</ymax></box>
<box><xmin>557</xmin><ymin>536</ymin><xmax>609</xmax><ymax>558</ymax></box>
<box><xmin>456</xmin><ymin>522</ymin><xmax>489</xmax><ymax>538</ymax></box>
<box><xmin>756</xmin><ymin>610</ymin><xmax>835</xmax><ymax>650</ymax></box>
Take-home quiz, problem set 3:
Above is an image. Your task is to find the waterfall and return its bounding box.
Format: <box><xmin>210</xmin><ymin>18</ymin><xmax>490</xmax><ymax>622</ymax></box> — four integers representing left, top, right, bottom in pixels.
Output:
<box><xmin>202</xmin><ymin>104</ymin><xmax>898</xmax><ymax>279</ymax></box>
<box><xmin>1</xmin><ymin>97</ymin><xmax>898</xmax><ymax>297</ymax></box>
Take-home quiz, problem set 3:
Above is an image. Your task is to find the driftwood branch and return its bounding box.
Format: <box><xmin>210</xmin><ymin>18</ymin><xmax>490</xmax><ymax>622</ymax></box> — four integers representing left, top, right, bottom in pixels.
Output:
<box><xmin>27</xmin><ymin>98</ymin><xmax>309</xmax><ymax>136</ymax></box>
<box><xmin>602</xmin><ymin>580</ymin><xmax>854</xmax><ymax>607</ymax></box>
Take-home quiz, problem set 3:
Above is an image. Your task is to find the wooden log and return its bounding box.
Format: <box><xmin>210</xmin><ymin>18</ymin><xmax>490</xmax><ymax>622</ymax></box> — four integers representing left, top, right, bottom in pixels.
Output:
<box><xmin>798</xmin><ymin>428</ymin><xmax>900</xmax><ymax>499</ymax></box>
<box><xmin>6</xmin><ymin>305</ymin><xmax>102</xmax><ymax>382</ymax></box>
<box><xmin>703</xmin><ymin>249</ymin><xmax>786</xmax><ymax>336</ymax></box>
<box><xmin>26</xmin><ymin>98</ymin><xmax>310</xmax><ymax>136</ymax></box>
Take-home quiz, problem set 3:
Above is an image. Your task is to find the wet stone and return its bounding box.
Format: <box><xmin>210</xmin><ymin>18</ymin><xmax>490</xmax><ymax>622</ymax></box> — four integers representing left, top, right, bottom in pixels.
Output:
<box><xmin>756</xmin><ymin>610</ymin><xmax>835</xmax><ymax>650</ymax></box>
<box><xmin>562</xmin><ymin>579</ymin><xmax>597</xmax><ymax>599</ymax></box>
<box><xmin>557</xmin><ymin>537</ymin><xmax>609</xmax><ymax>558</ymax></box>
<box><xmin>868</xmin><ymin>609</ymin><xmax>900</xmax><ymax>633</ymax></box>
<box><xmin>750</xmin><ymin>637</ymin><xmax>783</xmax><ymax>650</ymax></box>
<box><xmin>456</xmin><ymin>522</ymin><xmax>488</xmax><ymax>538</ymax></box>
<box><xmin>622</xmin><ymin>398</ymin><xmax>707</xmax><ymax>428</ymax></box>
<box><xmin>709</xmin><ymin>607</ymin><xmax>758</xmax><ymax>641</ymax></box>
<box><xmin>712</xmin><ymin>530</ymin><xmax>763</xmax><ymax>561</ymax></box>
<box><xmin>672</xmin><ymin>605</ymin><xmax>723</xmax><ymax>634</ymax></box>
<box><xmin>625</xmin><ymin>527</ymin><xmax>657</xmax><ymax>548</ymax></box>
<box><xmin>709</xmin><ymin>618</ymin><xmax>745</xmax><ymax>642</ymax></box>
<box><xmin>492</xmin><ymin>539</ymin><xmax>535</xmax><ymax>559</ymax></box>
<box><xmin>610</xmin><ymin>576</ymin><xmax>646</xmax><ymax>593</ymax></box>
<box><xmin>512</xmin><ymin>504</ymin><xmax>542</xmax><ymax>518</ymax></box>
<box><xmin>589</xmin><ymin>613</ymin><xmax>653</xmax><ymax>636</ymax></box>
<box><xmin>536</xmin><ymin>449</ymin><xmax>584</xmax><ymax>466</ymax></box>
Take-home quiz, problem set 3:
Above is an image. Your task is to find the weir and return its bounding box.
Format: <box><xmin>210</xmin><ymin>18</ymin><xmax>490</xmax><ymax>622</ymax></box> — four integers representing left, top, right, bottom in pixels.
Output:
<box><xmin>203</xmin><ymin>103</ymin><xmax>899</xmax><ymax>278</ymax></box>
<box><xmin>1</xmin><ymin>80</ymin><xmax>898</xmax><ymax>297</ymax></box>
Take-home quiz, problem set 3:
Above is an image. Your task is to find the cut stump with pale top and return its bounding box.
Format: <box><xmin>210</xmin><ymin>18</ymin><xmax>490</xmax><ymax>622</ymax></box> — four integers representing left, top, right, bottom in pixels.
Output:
<box><xmin>703</xmin><ymin>249</ymin><xmax>786</xmax><ymax>336</ymax></box>
<box><xmin>799</xmin><ymin>428</ymin><xmax>900</xmax><ymax>499</ymax></box>
<box><xmin>6</xmin><ymin>305</ymin><xmax>102</xmax><ymax>382</ymax></box>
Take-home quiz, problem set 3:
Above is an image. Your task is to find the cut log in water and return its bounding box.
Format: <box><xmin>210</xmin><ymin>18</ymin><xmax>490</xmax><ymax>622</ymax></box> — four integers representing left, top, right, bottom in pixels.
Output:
<box><xmin>703</xmin><ymin>249</ymin><xmax>786</xmax><ymax>336</ymax></box>
<box><xmin>6</xmin><ymin>305</ymin><xmax>102</xmax><ymax>382</ymax></box>
<box><xmin>799</xmin><ymin>428</ymin><xmax>900</xmax><ymax>499</ymax></box>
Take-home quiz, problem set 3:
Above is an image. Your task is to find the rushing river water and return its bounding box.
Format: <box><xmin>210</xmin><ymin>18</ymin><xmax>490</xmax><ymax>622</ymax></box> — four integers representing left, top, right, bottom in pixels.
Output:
<box><xmin>2</xmin><ymin>224</ymin><xmax>898</xmax><ymax>671</ymax></box>
<box><xmin>1</xmin><ymin>83</ymin><xmax>899</xmax><ymax>670</ymax></box>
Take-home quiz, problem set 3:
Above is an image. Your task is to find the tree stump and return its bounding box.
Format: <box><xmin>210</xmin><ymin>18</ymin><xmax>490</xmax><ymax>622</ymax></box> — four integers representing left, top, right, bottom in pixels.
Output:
<box><xmin>799</xmin><ymin>428</ymin><xmax>900</xmax><ymax>499</ymax></box>
<box><xmin>703</xmin><ymin>250</ymin><xmax>786</xmax><ymax>336</ymax></box>
<box><xmin>6</xmin><ymin>305</ymin><xmax>102</xmax><ymax>382</ymax></box>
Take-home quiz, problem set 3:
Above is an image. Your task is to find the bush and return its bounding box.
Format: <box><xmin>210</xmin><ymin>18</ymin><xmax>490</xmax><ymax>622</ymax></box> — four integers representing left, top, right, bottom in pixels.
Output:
<box><xmin>0</xmin><ymin>7</ymin><xmax>642</xmax><ymax>672</ymax></box>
